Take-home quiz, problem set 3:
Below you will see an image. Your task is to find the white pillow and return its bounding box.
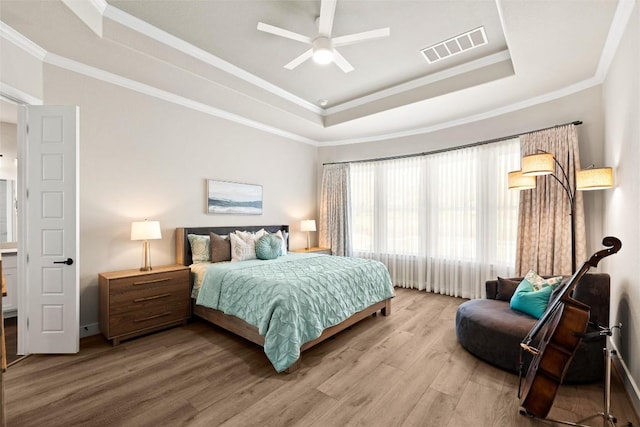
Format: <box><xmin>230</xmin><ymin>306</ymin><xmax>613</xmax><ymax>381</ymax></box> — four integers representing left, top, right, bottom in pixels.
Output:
<box><xmin>229</xmin><ymin>232</ymin><xmax>257</xmax><ymax>262</ymax></box>
<box><xmin>235</xmin><ymin>229</ymin><xmax>266</xmax><ymax>241</ymax></box>
<box><xmin>229</xmin><ymin>229</ymin><xmax>268</xmax><ymax>262</ymax></box>
<box><xmin>275</xmin><ymin>230</ymin><xmax>287</xmax><ymax>255</ymax></box>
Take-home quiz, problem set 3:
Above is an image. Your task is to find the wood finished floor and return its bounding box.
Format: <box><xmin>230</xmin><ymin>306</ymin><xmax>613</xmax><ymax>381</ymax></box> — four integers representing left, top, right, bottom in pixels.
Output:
<box><xmin>4</xmin><ymin>288</ymin><xmax>639</xmax><ymax>427</ymax></box>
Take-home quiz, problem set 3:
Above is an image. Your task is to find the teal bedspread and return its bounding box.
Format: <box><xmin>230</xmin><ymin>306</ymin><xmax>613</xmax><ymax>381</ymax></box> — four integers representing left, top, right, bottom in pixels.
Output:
<box><xmin>194</xmin><ymin>253</ymin><xmax>394</xmax><ymax>372</ymax></box>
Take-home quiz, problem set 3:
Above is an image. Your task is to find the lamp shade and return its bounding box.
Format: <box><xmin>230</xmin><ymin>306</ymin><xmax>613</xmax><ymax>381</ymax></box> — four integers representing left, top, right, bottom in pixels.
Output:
<box><xmin>508</xmin><ymin>170</ymin><xmax>537</xmax><ymax>190</ymax></box>
<box><xmin>577</xmin><ymin>167</ymin><xmax>613</xmax><ymax>191</ymax></box>
<box><xmin>300</xmin><ymin>220</ymin><xmax>317</xmax><ymax>232</ymax></box>
<box><xmin>131</xmin><ymin>220</ymin><xmax>162</xmax><ymax>241</ymax></box>
<box><xmin>522</xmin><ymin>153</ymin><xmax>555</xmax><ymax>176</ymax></box>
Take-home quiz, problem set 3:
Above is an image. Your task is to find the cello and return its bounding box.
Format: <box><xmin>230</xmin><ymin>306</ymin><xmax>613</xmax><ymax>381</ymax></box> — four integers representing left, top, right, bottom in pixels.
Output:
<box><xmin>519</xmin><ymin>236</ymin><xmax>622</xmax><ymax>419</ymax></box>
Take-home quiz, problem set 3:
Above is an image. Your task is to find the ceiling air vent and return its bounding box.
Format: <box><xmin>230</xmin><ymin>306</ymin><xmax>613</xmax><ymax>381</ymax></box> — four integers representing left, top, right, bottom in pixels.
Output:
<box><xmin>420</xmin><ymin>27</ymin><xmax>488</xmax><ymax>64</ymax></box>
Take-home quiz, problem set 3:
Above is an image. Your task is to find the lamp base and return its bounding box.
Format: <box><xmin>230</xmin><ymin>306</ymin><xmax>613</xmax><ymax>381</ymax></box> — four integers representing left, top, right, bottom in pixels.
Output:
<box><xmin>140</xmin><ymin>240</ymin><xmax>153</xmax><ymax>272</ymax></box>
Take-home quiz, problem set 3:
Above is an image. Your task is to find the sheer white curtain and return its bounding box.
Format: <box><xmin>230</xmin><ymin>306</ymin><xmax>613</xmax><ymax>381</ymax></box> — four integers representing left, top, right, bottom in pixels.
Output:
<box><xmin>350</xmin><ymin>138</ymin><xmax>520</xmax><ymax>298</ymax></box>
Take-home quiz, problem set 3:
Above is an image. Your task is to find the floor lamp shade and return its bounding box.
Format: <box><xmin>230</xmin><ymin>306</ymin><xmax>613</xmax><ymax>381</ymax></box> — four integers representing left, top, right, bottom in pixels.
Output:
<box><xmin>131</xmin><ymin>220</ymin><xmax>162</xmax><ymax>271</ymax></box>
<box><xmin>508</xmin><ymin>170</ymin><xmax>536</xmax><ymax>190</ymax></box>
<box><xmin>521</xmin><ymin>153</ymin><xmax>555</xmax><ymax>176</ymax></box>
<box><xmin>577</xmin><ymin>167</ymin><xmax>613</xmax><ymax>191</ymax></box>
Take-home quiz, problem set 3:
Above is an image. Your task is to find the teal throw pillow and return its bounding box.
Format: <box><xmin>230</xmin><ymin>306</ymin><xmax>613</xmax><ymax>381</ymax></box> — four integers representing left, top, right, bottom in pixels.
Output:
<box><xmin>255</xmin><ymin>234</ymin><xmax>282</xmax><ymax>260</ymax></box>
<box><xmin>510</xmin><ymin>271</ymin><xmax>561</xmax><ymax>319</ymax></box>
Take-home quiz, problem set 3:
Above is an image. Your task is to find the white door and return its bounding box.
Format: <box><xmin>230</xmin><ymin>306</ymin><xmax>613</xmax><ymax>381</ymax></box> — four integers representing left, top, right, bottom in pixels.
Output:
<box><xmin>20</xmin><ymin>105</ymin><xmax>79</xmax><ymax>354</ymax></box>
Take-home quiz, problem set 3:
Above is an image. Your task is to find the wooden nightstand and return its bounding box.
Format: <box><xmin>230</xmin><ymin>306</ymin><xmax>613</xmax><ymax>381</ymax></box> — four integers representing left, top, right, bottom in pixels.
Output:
<box><xmin>99</xmin><ymin>265</ymin><xmax>191</xmax><ymax>345</ymax></box>
<box><xmin>290</xmin><ymin>247</ymin><xmax>332</xmax><ymax>255</ymax></box>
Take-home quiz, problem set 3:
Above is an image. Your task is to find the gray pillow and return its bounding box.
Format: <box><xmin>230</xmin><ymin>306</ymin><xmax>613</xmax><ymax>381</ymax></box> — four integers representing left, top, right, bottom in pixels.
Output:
<box><xmin>210</xmin><ymin>232</ymin><xmax>231</xmax><ymax>263</ymax></box>
<box><xmin>496</xmin><ymin>277</ymin><xmax>520</xmax><ymax>301</ymax></box>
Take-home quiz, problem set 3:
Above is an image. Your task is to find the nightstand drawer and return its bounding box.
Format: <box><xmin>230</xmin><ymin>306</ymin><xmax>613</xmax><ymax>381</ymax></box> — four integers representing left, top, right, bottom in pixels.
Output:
<box><xmin>109</xmin><ymin>284</ymin><xmax>189</xmax><ymax>314</ymax></box>
<box><xmin>108</xmin><ymin>270</ymin><xmax>188</xmax><ymax>293</ymax></box>
<box><xmin>109</xmin><ymin>300</ymin><xmax>190</xmax><ymax>337</ymax></box>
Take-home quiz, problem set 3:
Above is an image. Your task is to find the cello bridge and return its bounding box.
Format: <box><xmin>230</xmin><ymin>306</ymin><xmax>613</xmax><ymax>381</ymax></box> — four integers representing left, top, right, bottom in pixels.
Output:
<box><xmin>520</xmin><ymin>343</ymin><xmax>540</xmax><ymax>355</ymax></box>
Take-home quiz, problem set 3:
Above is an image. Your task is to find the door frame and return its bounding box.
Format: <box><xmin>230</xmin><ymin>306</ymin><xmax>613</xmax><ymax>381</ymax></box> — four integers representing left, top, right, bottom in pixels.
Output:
<box><xmin>0</xmin><ymin>83</ymin><xmax>43</xmax><ymax>356</ymax></box>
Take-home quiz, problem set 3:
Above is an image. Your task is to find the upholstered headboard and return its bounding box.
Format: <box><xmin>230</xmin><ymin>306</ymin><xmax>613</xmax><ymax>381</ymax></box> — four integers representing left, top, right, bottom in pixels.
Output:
<box><xmin>175</xmin><ymin>225</ymin><xmax>290</xmax><ymax>266</ymax></box>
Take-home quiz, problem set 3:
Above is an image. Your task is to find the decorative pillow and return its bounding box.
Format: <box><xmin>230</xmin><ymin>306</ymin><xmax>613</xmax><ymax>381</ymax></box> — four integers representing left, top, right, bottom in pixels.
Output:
<box><xmin>496</xmin><ymin>277</ymin><xmax>520</xmax><ymax>301</ymax></box>
<box><xmin>210</xmin><ymin>232</ymin><xmax>231</xmax><ymax>263</ymax></box>
<box><xmin>510</xmin><ymin>270</ymin><xmax>563</xmax><ymax>319</ymax></box>
<box><xmin>255</xmin><ymin>234</ymin><xmax>282</xmax><ymax>260</ymax></box>
<box><xmin>229</xmin><ymin>232</ymin><xmax>257</xmax><ymax>262</ymax></box>
<box><xmin>275</xmin><ymin>230</ymin><xmax>287</xmax><ymax>255</ymax></box>
<box><xmin>522</xmin><ymin>270</ymin><xmax>563</xmax><ymax>290</ymax></box>
<box><xmin>187</xmin><ymin>234</ymin><xmax>210</xmax><ymax>263</ymax></box>
<box><xmin>235</xmin><ymin>228</ymin><xmax>267</xmax><ymax>242</ymax></box>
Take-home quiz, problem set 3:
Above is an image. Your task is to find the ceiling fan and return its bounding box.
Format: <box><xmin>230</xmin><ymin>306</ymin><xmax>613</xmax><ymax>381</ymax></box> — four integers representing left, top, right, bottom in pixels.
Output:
<box><xmin>257</xmin><ymin>0</ymin><xmax>390</xmax><ymax>73</ymax></box>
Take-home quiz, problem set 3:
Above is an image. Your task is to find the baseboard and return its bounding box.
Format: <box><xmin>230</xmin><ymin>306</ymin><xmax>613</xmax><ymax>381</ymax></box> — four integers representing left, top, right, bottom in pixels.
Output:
<box><xmin>611</xmin><ymin>340</ymin><xmax>640</xmax><ymax>419</ymax></box>
<box><xmin>80</xmin><ymin>322</ymin><xmax>100</xmax><ymax>339</ymax></box>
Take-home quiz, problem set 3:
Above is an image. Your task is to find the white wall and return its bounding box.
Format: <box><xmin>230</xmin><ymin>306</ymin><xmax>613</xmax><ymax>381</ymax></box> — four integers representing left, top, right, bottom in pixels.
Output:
<box><xmin>42</xmin><ymin>64</ymin><xmax>319</xmax><ymax>327</ymax></box>
<box><xmin>318</xmin><ymin>86</ymin><xmax>608</xmax><ymax>256</ymax></box>
<box><xmin>0</xmin><ymin>36</ymin><xmax>43</xmax><ymax>100</ymax></box>
<box><xmin>602</xmin><ymin>1</ymin><xmax>640</xmax><ymax>410</ymax></box>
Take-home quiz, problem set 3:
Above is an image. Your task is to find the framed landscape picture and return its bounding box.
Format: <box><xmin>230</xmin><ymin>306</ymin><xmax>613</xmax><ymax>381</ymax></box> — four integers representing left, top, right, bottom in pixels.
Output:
<box><xmin>206</xmin><ymin>179</ymin><xmax>263</xmax><ymax>215</ymax></box>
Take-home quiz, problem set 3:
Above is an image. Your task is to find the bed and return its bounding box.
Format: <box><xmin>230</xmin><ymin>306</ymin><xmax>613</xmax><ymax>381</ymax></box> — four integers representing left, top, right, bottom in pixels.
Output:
<box><xmin>175</xmin><ymin>225</ymin><xmax>394</xmax><ymax>373</ymax></box>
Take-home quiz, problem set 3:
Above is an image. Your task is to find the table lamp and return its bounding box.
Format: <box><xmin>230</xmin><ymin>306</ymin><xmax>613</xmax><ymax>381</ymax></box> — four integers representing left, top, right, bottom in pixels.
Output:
<box><xmin>131</xmin><ymin>219</ymin><xmax>162</xmax><ymax>271</ymax></box>
<box><xmin>300</xmin><ymin>220</ymin><xmax>316</xmax><ymax>250</ymax></box>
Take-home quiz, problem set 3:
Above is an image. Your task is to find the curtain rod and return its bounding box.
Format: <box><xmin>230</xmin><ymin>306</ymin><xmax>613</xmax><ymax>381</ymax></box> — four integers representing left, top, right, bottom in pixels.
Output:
<box><xmin>322</xmin><ymin>120</ymin><xmax>582</xmax><ymax>166</ymax></box>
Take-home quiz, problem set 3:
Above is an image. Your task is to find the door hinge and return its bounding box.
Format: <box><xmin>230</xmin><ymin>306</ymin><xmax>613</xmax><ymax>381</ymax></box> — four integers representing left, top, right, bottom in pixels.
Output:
<box><xmin>26</xmin><ymin>189</ymin><xmax>29</xmax><ymax>199</ymax></box>
<box><xmin>26</xmin><ymin>317</ymin><xmax>29</xmax><ymax>329</ymax></box>
<box><xmin>26</xmin><ymin>253</ymin><xmax>29</xmax><ymax>263</ymax></box>
<box><xmin>26</xmin><ymin>124</ymin><xmax>29</xmax><ymax>134</ymax></box>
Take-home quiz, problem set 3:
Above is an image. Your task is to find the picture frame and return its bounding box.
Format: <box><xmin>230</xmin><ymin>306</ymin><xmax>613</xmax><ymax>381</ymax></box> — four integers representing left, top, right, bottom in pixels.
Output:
<box><xmin>206</xmin><ymin>179</ymin><xmax>263</xmax><ymax>215</ymax></box>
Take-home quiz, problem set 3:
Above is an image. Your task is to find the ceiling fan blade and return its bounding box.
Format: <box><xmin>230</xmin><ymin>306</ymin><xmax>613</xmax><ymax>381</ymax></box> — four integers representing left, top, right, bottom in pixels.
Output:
<box><xmin>318</xmin><ymin>0</ymin><xmax>337</xmax><ymax>36</ymax></box>
<box><xmin>257</xmin><ymin>22</ymin><xmax>312</xmax><ymax>44</ymax></box>
<box><xmin>333</xmin><ymin>27</ymin><xmax>390</xmax><ymax>47</ymax></box>
<box><xmin>332</xmin><ymin>49</ymin><xmax>354</xmax><ymax>73</ymax></box>
<box><xmin>284</xmin><ymin>49</ymin><xmax>313</xmax><ymax>70</ymax></box>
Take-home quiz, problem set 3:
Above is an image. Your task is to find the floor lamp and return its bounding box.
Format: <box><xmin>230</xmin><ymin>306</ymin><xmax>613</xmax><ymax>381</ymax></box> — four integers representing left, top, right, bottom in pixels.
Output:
<box><xmin>508</xmin><ymin>150</ymin><xmax>613</xmax><ymax>273</ymax></box>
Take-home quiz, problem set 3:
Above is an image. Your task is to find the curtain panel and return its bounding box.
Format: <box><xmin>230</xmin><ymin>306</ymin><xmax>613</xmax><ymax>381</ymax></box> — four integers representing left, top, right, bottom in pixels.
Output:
<box><xmin>349</xmin><ymin>139</ymin><xmax>520</xmax><ymax>299</ymax></box>
<box><xmin>516</xmin><ymin>124</ymin><xmax>586</xmax><ymax>276</ymax></box>
<box><xmin>319</xmin><ymin>163</ymin><xmax>352</xmax><ymax>256</ymax></box>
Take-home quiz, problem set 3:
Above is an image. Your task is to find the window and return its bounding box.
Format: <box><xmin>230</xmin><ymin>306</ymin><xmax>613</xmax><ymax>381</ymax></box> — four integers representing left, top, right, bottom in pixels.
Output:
<box><xmin>349</xmin><ymin>138</ymin><xmax>520</xmax><ymax>298</ymax></box>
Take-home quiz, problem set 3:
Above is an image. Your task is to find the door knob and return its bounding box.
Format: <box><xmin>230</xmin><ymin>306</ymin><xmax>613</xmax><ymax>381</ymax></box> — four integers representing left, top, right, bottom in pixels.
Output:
<box><xmin>53</xmin><ymin>258</ymin><xmax>74</xmax><ymax>266</ymax></box>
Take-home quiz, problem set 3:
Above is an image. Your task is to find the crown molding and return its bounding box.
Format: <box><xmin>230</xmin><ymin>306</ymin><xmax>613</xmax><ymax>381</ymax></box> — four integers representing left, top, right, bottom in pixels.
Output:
<box><xmin>325</xmin><ymin>50</ymin><xmax>512</xmax><ymax>115</ymax></box>
<box><xmin>100</xmin><ymin>3</ymin><xmax>323</xmax><ymax>115</ymax></box>
<box><xmin>43</xmin><ymin>52</ymin><xmax>319</xmax><ymax>146</ymax></box>
<box><xmin>595</xmin><ymin>0</ymin><xmax>636</xmax><ymax>81</ymax></box>
<box><xmin>0</xmin><ymin>82</ymin><xmax>43</xmax><ymax>106</ymax></box>
<box><xmin>0</xmin><ymin>21</ymin><xmax>46</xmax><ymax>61</ymax></box>
<box><xmin>323</xmin><ymin>76</ymin><xmax>602</xmax><ymax>146</ymax></box>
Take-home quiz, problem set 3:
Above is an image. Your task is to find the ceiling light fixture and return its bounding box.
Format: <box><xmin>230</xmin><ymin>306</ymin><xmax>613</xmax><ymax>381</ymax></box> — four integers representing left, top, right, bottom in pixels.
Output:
<box><xmin>312</xmin><ymin>37</ymin><xmax>333</xmax><ymax>65</ymax></box>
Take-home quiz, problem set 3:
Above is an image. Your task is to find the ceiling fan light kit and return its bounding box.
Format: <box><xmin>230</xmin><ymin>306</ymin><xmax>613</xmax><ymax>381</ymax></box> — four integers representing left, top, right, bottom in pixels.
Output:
<box><xmin>257</xmin><ymin>0</ymin><xmax>390</xmax><ymax>73</ymax></box>
<box><xmin>312</xmin><ymin>37</ymin><xmax>334</xmax><ymax>64</ymax></box>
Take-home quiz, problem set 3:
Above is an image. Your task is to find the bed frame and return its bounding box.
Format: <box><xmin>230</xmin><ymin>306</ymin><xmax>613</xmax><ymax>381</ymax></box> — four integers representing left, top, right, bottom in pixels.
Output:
<box><xmin>175</xmin><ymin>225</ymin><xmax>391</xmax><ymax>373</ymax></box>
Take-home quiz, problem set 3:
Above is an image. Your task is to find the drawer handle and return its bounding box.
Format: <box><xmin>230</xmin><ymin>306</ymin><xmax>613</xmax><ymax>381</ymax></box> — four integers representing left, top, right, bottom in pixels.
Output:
<box><xmin>132</xmin><ymin>278</ymin><xmax>171</xmax><ymax>286</ymax></box>
<box><xmin>133</xmin><ymin>293</ymin><xmax>171</xmax><ymax>303</ymax></box>
<box><xmin>133</xmin><ymin>312</ymin><xmax>172</xmax><ymax>323</ymax></box>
